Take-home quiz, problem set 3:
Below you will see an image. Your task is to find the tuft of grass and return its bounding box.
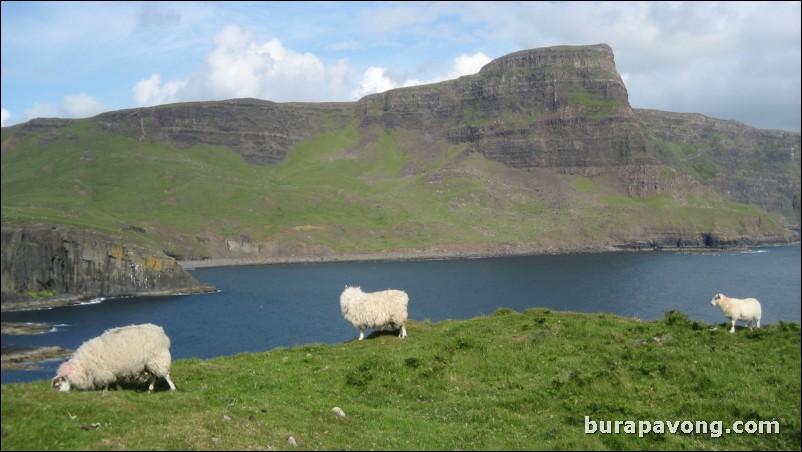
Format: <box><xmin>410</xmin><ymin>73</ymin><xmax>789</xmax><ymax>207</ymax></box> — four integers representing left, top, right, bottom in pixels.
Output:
<box><xmin>2</xmin><ymin>309</ymin><xmax>799</xmax><ymax>450</ymax></box>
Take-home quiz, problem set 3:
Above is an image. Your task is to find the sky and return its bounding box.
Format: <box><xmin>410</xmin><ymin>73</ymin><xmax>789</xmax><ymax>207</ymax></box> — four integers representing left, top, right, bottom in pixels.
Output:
<box><xmin>2</xmin><ymin>1</ymin><xmax>800</xmax><ymax>132</ymax></box>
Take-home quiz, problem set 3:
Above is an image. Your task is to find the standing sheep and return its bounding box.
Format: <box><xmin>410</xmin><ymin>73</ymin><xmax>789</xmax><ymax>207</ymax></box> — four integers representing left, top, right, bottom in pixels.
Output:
<box><xmin>710</xmin><ymin>293</ymin><xmax>762</xmax><ymax>333</ymax></box>
<box><xmin>51</xmin><ymin>323</ymin><xmax>177</xmax><ymax>392</ymax></box>
<box><xmin>340</xmin><ymin>286</ymin><xmax>408</xmax><ymax>340</ymax></box>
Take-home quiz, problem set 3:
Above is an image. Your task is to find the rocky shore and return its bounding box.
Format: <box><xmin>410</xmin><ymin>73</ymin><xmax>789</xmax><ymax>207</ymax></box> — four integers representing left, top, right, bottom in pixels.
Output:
<box><xmin>176</xmin><ymin>239</ymin><xmax>789</xmax><ymax>269</ymax></box>
<box><xmin>0</xmin><ymin>285</ymin><xmax>217</xmax><ymax>313</ymax></box>
<box><xmin>1</xmin><ymin>323</ymin><xmax>72</xmax><ymax>371</ymax></box>
<box><xmin>177</xmin><ymin>242</ymin><xmax>642</xmax><ymax>269</ymax></box>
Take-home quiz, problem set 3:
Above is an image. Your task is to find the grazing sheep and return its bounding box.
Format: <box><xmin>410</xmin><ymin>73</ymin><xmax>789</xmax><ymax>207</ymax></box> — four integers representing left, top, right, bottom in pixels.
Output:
<box><xmin>51</xmin><ymin>323</ymin><xmax>177</xmax><ymax>392</ymax></box>
<box><xmin>710</xmin><ymin>293</ymin><xmax>762</xmax><ymax>333</ymax></box>
<box><xmin>340</xmin><ymin>285</ymin><xmax>408</xmax><ymax>340</ymax></box>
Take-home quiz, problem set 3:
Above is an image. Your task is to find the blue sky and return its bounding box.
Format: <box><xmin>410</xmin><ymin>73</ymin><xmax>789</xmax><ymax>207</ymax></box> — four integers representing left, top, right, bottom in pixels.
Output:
<box><xmin>2</xmin><ymin>1</ymin><xmax>800</xmax><ymax>132</ymax></box>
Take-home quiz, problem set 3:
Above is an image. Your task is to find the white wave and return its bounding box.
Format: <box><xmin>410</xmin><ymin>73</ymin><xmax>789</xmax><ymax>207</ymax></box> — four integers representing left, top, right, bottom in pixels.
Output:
<box><xmin>49</xmin><ymin>323</ymin><xmax>71</xmax><ymax>333</ymax></box>
<box><xmin>79</xmin><ymin>297</ymin><xmax>106</xmax><ymax>306</ymax></box>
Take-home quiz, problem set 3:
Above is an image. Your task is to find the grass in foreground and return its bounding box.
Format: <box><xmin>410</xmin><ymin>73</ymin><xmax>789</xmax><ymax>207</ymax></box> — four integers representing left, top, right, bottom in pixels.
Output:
<box><xmin>1</xmin><ymin>309</ymin><xmax>800</xmax><ymax>451</ymax></box>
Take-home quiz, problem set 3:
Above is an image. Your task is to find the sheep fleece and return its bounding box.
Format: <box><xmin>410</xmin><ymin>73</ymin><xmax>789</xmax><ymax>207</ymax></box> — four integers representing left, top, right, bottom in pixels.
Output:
<box><xmin>57</xmin><ymin>323</ymin><xmax>173</xmax><ymax>390</ymax></box>
<box><xmin>340</xmin><ymin>286</ymin><xmax>408</xmax><ymax>331</ymax></box>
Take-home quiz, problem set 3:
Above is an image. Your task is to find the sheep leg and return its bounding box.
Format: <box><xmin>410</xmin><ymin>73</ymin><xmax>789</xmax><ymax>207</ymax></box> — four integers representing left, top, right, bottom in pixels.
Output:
<box><xmin>164</xmin><ymin>373</ymin><xmax>177</xmax><ymax>391</ymax></box>
<box><xmin>358</xmin><ymin>329</ymin><xmax>365</xmax><ymax>341</ymax></box>
<box><xmin>147</xmin><ymin>373</ymin><xmax>178</xmax><ymax>392</ymax></box>
<box><xmin>729</xmin><ymin>319</ymin><xmax>737</xmax><ymax>333</ymax></box>
<box><xmin>399</xmin><ymin>324</ymin><xmax>407</xmax><ymax>339</ymax></box>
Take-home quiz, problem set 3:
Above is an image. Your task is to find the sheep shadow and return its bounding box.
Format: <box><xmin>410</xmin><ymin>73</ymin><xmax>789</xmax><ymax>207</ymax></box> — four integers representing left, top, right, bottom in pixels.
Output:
<box><xmin>110</xmin><ymin>371</ymin><xmax>177</xmax><ymax>392</ymax></box>
<box><xmin>346</xmin><ymin>328</ymin><xmax>404</xmax><ymax>342</ymax></box>
<box><xmin>713</xmin><ymin>322</ymin><xmax>765</xmax><ymax>337</ymax></box>
<box><xmin>368</xmin><ymin>328</ymin><xmax>404</xmax><ymax>339</ymax></box>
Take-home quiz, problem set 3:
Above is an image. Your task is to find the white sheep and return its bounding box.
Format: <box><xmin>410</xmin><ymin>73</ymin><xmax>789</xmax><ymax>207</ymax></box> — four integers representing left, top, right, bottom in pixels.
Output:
<box><xmin>340</xmin><ymin>285</ymin><xmax>408</xmax><ymax>340</ymax></box>
<box><xmin>710</xmin><ymin>293</ymin><xmax>762</xmax><ymax>333</ymax></box>
<box><xmin>51</xmin><ymin>323</ymin><xmax>177</xmax><ymax>392</ymax></box>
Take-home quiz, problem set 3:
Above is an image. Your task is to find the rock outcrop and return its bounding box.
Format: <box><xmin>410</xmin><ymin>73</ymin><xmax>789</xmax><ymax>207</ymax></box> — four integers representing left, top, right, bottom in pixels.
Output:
<box><xmin>359</xmin><ymin>44</ymin><xmax>658</xmax><ymax>170</ymax></box>
<box><xmin>93</xmin><ymin>99</ymin><xmax>354</xmax><ymax>165</ymax></box>
<box><xmin>1</xmin><ymin>224</ymin><xmax>215</xmax><ymax>311</ymax></box>
<box><xmin>635</xmin><ymin>109</ymin><xmax>801</xmax><ymax>225</ymax></box>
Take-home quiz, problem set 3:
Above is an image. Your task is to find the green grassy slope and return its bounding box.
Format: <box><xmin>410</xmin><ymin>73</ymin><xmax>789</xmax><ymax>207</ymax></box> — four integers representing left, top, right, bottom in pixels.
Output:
<box><xmin>1</xmin><ymin>120</ymin><xmax>789</xmax><ymax>259</ymax></box>
<box><xmin>1</xmin><ymin>309</ymin><xmax>799</xmax><ymax>450</ymax></box>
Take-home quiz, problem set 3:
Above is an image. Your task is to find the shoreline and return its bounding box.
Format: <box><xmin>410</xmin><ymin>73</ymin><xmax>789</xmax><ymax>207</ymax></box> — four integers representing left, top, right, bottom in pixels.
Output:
<box><xmin>1</xmin><ymin>324</ymin><xmax>73</xmax><ymax>370</ymax></box>
<box><xmin>175</xmin><ymin>243</ymin><xmax>785</xmax><ymax>269</ymax></box>
<box><xmin>4</xmin><ymin>240</ymin><xmax>799</xmax><ymax>313</ymax></box>
<box><xmin>0</xmin><ymin>286</ymin><xmax>216</xmax><ymax>314</ymax></box>
<box><xmin>177</xmin><ymin>243</ymin><xmax>669</xmax><ymax>269</ymax></box>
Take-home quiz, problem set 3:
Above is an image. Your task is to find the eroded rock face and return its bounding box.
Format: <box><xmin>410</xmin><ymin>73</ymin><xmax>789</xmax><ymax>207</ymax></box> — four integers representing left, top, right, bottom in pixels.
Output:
<box><xmin>358</xmin><ymin>44</ymin><xmax>658</xmax><ymax>170</ymax></box>
<box><xmin>57</xmin><ymin>44</ymin><xmax>656</xmax><ymax>173</ymax></box>
<box><xmin>635</xmin><ymin>109</ymin><xmax>801</xmax><ymax>225</ymax></box>
<box><xmin>92</xmin><ymin>98</ymin><xmax>354</xmax><ymax>165</ymax></box>
<box><xmin>1</xmin><ymin>224</ymin><xmax>214</xmax><ymax>310</ymax></box>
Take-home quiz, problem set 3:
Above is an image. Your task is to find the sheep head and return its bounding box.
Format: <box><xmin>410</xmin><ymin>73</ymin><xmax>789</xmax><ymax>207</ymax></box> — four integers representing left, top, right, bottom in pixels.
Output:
<box><xmin>711</xmin><ymin>293</ymin><xmax>725</xmax><ymax>307</ymax></box>
<box><xmin>51</xmin><ymin>362</ymin><xmax>75</xmax><ymax>392</ymax></box>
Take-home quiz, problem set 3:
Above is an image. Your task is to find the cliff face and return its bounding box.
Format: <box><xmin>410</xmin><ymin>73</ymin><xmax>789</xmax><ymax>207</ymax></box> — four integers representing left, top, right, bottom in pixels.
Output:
<box><xmin>1</xmin><ymin>225</ymin><xmax>214</xmax><ymax>311</ymax></box>
<box><xmin>635</xmin><ymin>109</ymin><xmax>801</xmax><ymax>225</ymax></box>
<box><xmin>358</xmin><ymin>44</ymin><xmax>657</xmax><ymax>170</ymax></box>
<box><xmin>92</xmin><ymin>98</ymin><xmax>354</xmax><ymax>165</ymax></box>
<box><xmin>67</xmin><ymin>44</ymin><xmax>655</xmax><ymax>172</ymax></box>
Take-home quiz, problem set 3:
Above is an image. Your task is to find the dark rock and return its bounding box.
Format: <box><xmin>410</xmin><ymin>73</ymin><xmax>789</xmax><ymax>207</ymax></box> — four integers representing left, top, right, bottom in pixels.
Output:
<box><xmin>1</xmin><ymin>224</ymin><xmax>215</xmax><ymax>311</ymax></box>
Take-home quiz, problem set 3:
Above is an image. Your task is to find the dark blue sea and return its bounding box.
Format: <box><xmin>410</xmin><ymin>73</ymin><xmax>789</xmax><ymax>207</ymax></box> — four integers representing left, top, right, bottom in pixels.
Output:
<box><xmin>2</xmin><ymin>245</ymin><xmax>800</xmax><ymax>385</ymax></box>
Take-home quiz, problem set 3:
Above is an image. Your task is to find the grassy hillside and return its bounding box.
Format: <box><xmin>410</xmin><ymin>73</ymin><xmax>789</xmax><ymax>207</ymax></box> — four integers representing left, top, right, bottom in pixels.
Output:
<box><xmin>1</xmin><ymin>120</ymin><xmax>789</xmax><ymax>260</ymax></box>
<box><xmin>1</xmin><ymin>308</ymin><xmax>799</xmax><ymax>450</ymax></box>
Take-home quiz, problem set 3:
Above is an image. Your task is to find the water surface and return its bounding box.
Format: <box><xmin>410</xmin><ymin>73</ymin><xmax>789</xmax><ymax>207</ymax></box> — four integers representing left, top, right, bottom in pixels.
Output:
<box><xmin>3</xmin><ymin>245</ymin><xmax>799</xmax><ymax>384</ymax></box>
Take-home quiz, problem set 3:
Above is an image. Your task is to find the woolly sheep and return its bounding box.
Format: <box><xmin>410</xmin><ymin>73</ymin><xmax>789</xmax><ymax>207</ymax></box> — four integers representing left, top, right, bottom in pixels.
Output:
<box><xmin>710</xmin><ymin>293</ymin><xmax>762</xmax><ymax>333</ymax></box>
<box><xmin>340</xmin><ymin>285</ymin><xmax>408</xmax><ymax>340</ymax></box>
<box><xmin>51</xmin><ymin>323</ymin><xmax>177</xmax><ymax>392</ymax></box>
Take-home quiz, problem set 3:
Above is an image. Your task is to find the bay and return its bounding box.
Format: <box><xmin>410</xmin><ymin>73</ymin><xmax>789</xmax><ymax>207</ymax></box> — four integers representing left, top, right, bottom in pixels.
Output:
<box><xmin>2</xmin><ymin>244</ymin><xmax>799</xmax><ymax>385</ymax></box>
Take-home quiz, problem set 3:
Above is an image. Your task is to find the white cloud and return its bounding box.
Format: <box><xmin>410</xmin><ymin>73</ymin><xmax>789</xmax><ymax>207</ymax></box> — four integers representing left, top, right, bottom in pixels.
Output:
<box><xmin>22</xmin><ymin>103</ymin><xmax>59</xmax><ymax>122</ymax></box>
<box><xmin>8</xmin><ymin>96</ymin><xmax>107</xmax><ymax>124</ymax></box>
<box><xmin>133</xmin><ymin>74</ymin><xmax>188</xmax><ymax>107</ymax></box>
<box><xmin>328</xmin><ymin>40</ymin><xmax>362</xmax><ymax>51</ymax></box>
<box><xmin>61</xmin><ymin>93</ymin><xmax>107</xmax><ymax>119</ymax></box>
<box><xmin>129</xmin><ymin>25</ymin><xmax>491</xmax><ymax>108</ymax></box>
<box><xmin>354</xmin><ymin>66</ymin><xmax>396</xmax><ymax>98</ymax></box>
<box><xmin>356</xmin><ymin>52</ymin><xmax>491</xmax><ymax>97</ymax></box>
<box><xmin>203</xmin><ymin>26</ymin><xmax>352</xmax><ymax>101</ymax></box>
<box><xmin>131</xmin><ymin>25</ymin><xmax>353</xmax><ymax>106</ymax></box>
<box><xmin>1</xmin><ymin>108</ymin><xmax>9</xmax><ymax>127</ymax></box>
<box><xmin>448</xmin><ymin>52</ymin><xmax>491</xmax><ymax>78</ymax></box>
